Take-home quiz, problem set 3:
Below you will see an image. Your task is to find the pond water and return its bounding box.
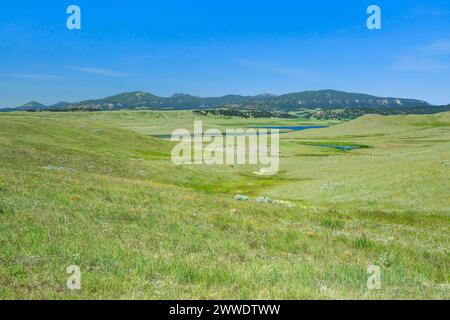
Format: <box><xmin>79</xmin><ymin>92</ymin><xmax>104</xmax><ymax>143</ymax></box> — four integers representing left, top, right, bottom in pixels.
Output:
<box><xmin>252</xmin><ymin>125</ymin><xmax>328</xmax><ymax>131</ymax></box>
<box><xmin>297</xmin><ymin>141</ymin><xmax>370</xmax><ymax>152</ymax></box>
<box><xmin>317</xmin><ymin>145</ymin><xmax>362</xmax><ymax>151</ymax></box>
<box><xmin>152</xmin><ymin>125</ymin><xmax>328</xmax><ymax>139</ymax></box>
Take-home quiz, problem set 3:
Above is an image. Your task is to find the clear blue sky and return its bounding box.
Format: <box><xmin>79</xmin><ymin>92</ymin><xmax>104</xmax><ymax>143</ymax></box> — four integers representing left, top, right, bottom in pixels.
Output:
<box><xmin>1</xmin><ymin>0</ymin><xmax>450</xmax><ymax>108</ymax></box>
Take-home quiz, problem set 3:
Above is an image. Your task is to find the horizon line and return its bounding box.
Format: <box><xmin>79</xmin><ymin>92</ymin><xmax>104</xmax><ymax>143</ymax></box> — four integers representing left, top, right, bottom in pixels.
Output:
<box><xmin>4</xmin><ymin>88</ymin><xmax>444</xmax><ymax>109</ymax></box>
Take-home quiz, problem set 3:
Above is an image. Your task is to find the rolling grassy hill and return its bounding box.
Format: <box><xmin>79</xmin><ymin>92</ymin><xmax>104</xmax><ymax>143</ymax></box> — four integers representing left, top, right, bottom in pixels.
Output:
<box><xmin>9</xmin><ymin>89</ymin><xmax>432</xmax><ymax>112</ymax></box>
<box><xmin>0</xmin><ymin>111</ymin><xmax>448</xmax><ymax>299</ymax></box>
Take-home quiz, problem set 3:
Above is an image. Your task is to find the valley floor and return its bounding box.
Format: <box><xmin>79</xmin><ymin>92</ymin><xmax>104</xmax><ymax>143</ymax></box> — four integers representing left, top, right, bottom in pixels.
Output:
<box><xmin>0</xmin><ymin>110</ymin><xmax>448</xmax><ymax>299</ymax></box>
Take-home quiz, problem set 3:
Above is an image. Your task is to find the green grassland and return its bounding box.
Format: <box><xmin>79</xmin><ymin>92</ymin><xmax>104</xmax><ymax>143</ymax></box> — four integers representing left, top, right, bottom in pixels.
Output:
<box><xmin>0</xmin><ymin>110</ymin><xmax>448</xmax><ymax>299</ymax></box>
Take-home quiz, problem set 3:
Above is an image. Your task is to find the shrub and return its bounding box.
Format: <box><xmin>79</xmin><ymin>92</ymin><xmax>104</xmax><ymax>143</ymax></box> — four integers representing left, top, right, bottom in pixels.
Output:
<box><xmin>0</xmin><ymin>199</ymin><xmax>7</xmax><ymax>214</ymax></box>
<box><xmin>321</xmin><ymin>217</ymin><xmax>345</xmax><ymax>229</ymax></box>
<box><xmin>354</xmin><ymin>234</ymin><xmax>373</xmax><ymax>249</ymax></box>
<box><xmin>377</xmin><ymin>252</ymin><xmax>392</xmax><ymax>267</ymax></box>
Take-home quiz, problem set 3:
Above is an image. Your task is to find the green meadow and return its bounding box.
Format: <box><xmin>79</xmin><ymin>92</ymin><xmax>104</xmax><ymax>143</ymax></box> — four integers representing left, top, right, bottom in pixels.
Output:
<box><xmin>0</xmin><ymin>110</ymin><xmax>448</xmax><ymax>299</ymax></box>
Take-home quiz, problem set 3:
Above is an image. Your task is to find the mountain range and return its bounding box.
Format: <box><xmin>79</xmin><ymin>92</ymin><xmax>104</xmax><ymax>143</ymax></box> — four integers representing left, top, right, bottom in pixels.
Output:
<box><xmin>5</xmin><ymin>89</ymin><xmax>442</xmax><ymax>112</ymax></box>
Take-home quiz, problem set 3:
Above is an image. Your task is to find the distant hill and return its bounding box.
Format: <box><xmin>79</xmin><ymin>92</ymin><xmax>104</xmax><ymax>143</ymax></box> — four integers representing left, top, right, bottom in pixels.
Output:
<box><xmin>61</xmin><ymin>91</ymin><xmax>260</xmax><ymax>111</ymax></box>
<box><xmin>48</xmin><ymin>101</ymin><xmax>71</xmax><ymax>109</ymax></box>
<box><xmin>8</xmin><ymin>89</ymin><xmax>439</xmax><ymax>113</ymax></box>
<box><xmin>16</xmin><ymin>101</ymin><xmax>47</xmax><ymax>111</ymax></box>
<box><xmin>249</xmin><ymin>90</ymin><xmax>430</xmax><ymax>110</ymax></box>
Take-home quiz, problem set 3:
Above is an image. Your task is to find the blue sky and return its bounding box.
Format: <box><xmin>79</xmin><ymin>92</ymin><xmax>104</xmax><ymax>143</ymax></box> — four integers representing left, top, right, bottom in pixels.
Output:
<box><xmin>1</xmin><ymin>0</ymin><xmax>450</xmax><ymax>108</ymax></box>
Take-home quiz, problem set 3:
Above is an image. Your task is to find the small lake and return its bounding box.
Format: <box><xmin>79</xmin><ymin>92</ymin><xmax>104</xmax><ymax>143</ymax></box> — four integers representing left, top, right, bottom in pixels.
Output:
<box><xmin>251</xmin><ymin>125</ymin><xmax>328</xmax><ymax>131</ymax></box>
<box><xmin>152</xmin><ymin>125</ymin><xmax>328</xmax><ymax>139</ymax></box>
<box><xmin>296</xmin><ymin>141</ymin><xmax>371</xmax><ymax>152</ymax></box>
<box><xmin>318</xmin><ymin>145</ymin><xmax>361</xmax><ymax>151</ymax></box>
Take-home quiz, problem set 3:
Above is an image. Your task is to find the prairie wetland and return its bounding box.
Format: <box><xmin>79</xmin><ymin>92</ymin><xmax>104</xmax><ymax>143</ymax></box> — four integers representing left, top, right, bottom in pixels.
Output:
<box><xmin>0</xmin><ymin>110</ymin><xmax>448</xmax><ymax>299</ymax></box>
<box><xmin>3</xmin><ymin>0</ymin><xmax>450</xmax><ymax>306</ymax></box>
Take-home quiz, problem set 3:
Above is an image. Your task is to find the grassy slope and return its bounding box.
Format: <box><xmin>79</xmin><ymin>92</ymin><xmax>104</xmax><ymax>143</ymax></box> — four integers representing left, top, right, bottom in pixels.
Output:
<box><xmin>0</xmin><ymin>111</ymin><xmax>448</xmax><ymax>299</ymax></box>
<box><xmin>273</xmin><ymin>113</ymin><xmax>450</xmax><ymax>214</ymax></box>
